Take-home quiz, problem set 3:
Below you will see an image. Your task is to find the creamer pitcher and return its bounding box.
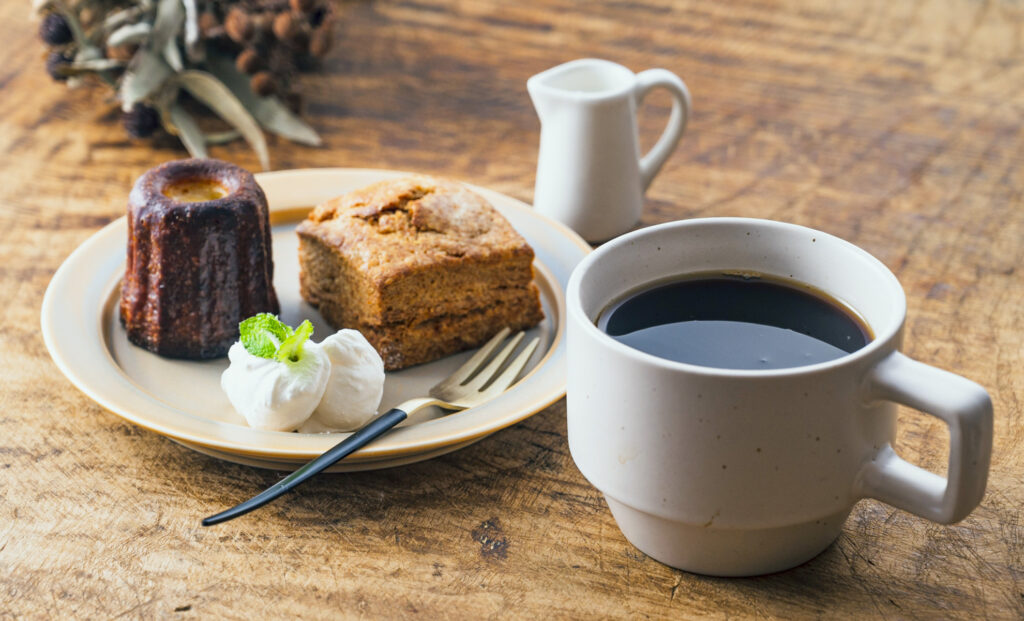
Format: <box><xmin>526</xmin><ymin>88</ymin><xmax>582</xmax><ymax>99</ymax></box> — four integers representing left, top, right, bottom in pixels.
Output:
<box><xmin>528</xmin><ymin>58</ymin><xmax>691</xmax><ymax>242</ymax></box>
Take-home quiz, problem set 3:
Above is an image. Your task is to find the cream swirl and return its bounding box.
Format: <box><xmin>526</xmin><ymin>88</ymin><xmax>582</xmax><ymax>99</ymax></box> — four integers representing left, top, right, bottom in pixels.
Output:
<box><xmin>299</xmin><ymin>330</ymin><xmax>385</xmax><ymax>433</ymax></box>
<box><xmin>221</xmin><ymin>340</ymin><xmax>330</xmax><ymax>431</ymax></box>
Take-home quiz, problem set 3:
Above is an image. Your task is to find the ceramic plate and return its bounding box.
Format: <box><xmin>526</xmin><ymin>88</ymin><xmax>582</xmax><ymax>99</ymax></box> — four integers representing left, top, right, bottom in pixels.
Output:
<box><xmin>41</xmin><ymin>168</ymin><xmax>590</xmax><ymax>471</ymax></box>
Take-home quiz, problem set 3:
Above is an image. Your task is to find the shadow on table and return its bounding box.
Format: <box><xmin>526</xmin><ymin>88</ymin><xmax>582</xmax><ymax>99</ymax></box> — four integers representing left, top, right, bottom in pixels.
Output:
<box><xmin>677</xmin><ymin>503</ymin><xmax>995</xmax><ymax>617</ymax></box>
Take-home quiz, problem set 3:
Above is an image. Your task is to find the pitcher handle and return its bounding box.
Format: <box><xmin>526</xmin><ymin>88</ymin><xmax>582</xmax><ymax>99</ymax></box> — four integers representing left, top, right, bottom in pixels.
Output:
<box><xmin>635</xmin><ymin>69</ymin><xmax>692</xmax><ymax>191</ymax></box>
<box><xmin>856</xmin><ymin>352</ymin><xmax>993</xmax><ymax>523</ymax></box>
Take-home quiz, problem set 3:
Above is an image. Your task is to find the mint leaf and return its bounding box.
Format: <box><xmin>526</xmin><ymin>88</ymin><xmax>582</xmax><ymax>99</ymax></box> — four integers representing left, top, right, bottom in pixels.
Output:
<box><xmin>276</xmin><ymin>319</ymin><xmax>314</xmax><ymax>363</ymax></box>
<box><xmin>239</xmin><ymin>313</ymin><xmax>293</xmax><ymax>359</ymax></box>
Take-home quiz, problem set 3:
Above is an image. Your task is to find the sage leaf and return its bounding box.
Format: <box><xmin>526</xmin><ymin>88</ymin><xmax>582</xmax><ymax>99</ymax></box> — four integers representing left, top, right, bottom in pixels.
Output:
<box><xmin>181</xmin><ymin>0</ymin><xmax>203</xmax><ymax>62</ymax></box>
<box><xmin>103</xmin><ymin>6</ymin><xmax>147</xmax><ymax>33</ymax></box>
<box><xmin>153</xmin><ymin>82</ymin><xmax>179</xmax><ymax>130</ymax></box>
<box><xmin>164</xmin><ymin>39</ymin><xmax>184</xmax><ymax>72</ymax></box>
<box><xmin>205</xmin><ymin>130</ymin><xmax>242</xmax><ymax>145</ymax></box>
<box><xmin>169</xmin><ymin>103</ymin><xmax>208</xmax><ymax>159</ymax></box>
<box><xmin>70</xmin><ymin>58</ymin><xmax>128</xmax><ymax>72</ymax></box>
<box><xmin>74</xmin><ymin>46</ymin><xmax>102</xmax><ymax>63</ymax></box>
<box><xmin>172</xmin><ymin>70</ymin><xmax>270</xmax><ymax>169</ymax></box>
<box><xmin>119</xmin><ymin>48</ymin><xmax>172</xmax><ymax>110</ymax></box>
<box><xmin>107</xmin><ymin>22</ymin><xmax>152</xmax><ymax>48</ymax></box>
<box><xmin>207</xmin><ymin>55</ymin><xmax>322</xmax><ymax>147</ymax></box>
<box><xmin>118</xmin><ymin>0</ymin><xmax>181</xmax><ymax>110</ymax></box>
<box><xmin>150</xmin><ymin>0</ymin><xmax>184</xmax><ymax>52</ymax></box>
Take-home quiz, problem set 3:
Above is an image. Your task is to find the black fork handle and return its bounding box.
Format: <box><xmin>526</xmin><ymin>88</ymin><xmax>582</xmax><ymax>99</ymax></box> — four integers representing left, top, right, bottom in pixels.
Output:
<box><xmin>201</xmin><ymin>407</ymin><xmax>409</xmax><ymax>526</ymax></box>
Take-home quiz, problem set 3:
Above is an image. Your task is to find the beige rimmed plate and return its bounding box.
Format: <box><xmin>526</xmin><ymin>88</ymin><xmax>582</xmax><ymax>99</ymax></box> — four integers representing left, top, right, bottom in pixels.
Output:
<box><xmin>41</xmin><ymin>168</ymin><xmax>590</xmax><ymax>471</ymax></box>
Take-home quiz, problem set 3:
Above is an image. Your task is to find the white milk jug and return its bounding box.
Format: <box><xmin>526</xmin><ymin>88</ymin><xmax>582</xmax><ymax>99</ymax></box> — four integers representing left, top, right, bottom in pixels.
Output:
<box><xmin>528</xmin><ymin>58</ymin><xmax>691</xmax><ymax>242</ymax></box>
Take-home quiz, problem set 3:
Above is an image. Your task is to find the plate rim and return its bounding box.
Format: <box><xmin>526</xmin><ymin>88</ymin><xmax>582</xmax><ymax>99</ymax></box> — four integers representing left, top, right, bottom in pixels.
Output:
<box><xmin>41</xmin><ymin>167</ymin><xmax>590</xmax><ymax>462</ymax></box>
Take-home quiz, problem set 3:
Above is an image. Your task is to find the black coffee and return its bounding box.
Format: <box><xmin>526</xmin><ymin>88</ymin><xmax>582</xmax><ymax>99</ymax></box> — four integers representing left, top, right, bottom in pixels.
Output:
<box><xmin>597</xmin><ymin>272</ymin><xmax>872</xmax><ymax>370</ymax></box>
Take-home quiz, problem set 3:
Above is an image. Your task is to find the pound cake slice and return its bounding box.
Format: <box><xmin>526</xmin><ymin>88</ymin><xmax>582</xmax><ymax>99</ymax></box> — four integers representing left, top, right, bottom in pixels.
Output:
<box><xmin>297</xmin><ymin>175</ymin><xmax>544</xmax><ymax>370</ymax></box>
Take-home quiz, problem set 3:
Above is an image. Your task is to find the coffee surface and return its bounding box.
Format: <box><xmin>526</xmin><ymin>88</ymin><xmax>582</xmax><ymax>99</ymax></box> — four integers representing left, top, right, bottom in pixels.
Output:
<box><xmin>597</xmin><ymin>273</ymin><xmax>871</xmax><ymax>370</ymax></box>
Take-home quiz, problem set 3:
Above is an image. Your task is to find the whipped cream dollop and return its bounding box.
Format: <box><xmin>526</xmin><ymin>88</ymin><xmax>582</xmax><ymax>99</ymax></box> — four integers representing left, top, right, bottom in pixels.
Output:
<box><xmin>221</xmin><ymin>340</ymin><xmax>331</xmax><ymax>431</ymax></box>
<box><xmin>221</xmin><ymin>329</ymin><xmax>385</xmax><ymax>433</ymax></box>
<box><xmin>299</xmin><ymin>330</ymin><xmax>386</xmax><ymax>433</ymax></box>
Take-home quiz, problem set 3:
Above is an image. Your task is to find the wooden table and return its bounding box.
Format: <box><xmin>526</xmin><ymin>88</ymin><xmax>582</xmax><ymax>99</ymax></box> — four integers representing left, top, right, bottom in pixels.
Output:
<box><xmin>2</xmin><ymin>0</ymin><xmax>1022</xmax><ymax>617</ymax></box>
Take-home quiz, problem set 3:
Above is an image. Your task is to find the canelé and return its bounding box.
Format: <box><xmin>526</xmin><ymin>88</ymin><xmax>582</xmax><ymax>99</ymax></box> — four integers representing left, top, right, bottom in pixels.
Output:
<box><xmin>120</xmin><ymin>159</ymin><xmax>280</xmax><ymax>359</ymax></box>
<box><xmin>297</xmin><ymin>175</ymin><xmax>544</xmax><ymax>370</ymax></box>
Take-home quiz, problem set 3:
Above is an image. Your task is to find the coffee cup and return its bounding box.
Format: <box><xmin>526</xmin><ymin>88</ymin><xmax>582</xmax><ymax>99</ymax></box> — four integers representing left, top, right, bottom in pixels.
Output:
<box><xmin>565</xmin><ymin>217</ymin><xmax>993</xmax><ymax>576</ymax></box>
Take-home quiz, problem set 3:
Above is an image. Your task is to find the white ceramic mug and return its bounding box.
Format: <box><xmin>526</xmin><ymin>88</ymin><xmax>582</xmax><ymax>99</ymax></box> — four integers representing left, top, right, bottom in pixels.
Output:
<box><xmin>565</xmin><ymin>218</ymin><xmax>993</xmax><ymax>576</ymax></box>
<box><xmin>528</xmin><ymin>59</ymin><xmax>691</xmax><ymax>242</ymax></box>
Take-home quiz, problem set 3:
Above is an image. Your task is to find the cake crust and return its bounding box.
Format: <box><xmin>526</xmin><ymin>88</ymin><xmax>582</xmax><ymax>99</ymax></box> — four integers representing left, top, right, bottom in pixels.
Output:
<box><xmin>120</xmin><ymin>159</ymin><xmax>280</xmax><ymax>359</ymax></box>
<box><xmin>297</xmin><ymin>175</ymin><xmax>544</xmax><ymax>369</ymax></box>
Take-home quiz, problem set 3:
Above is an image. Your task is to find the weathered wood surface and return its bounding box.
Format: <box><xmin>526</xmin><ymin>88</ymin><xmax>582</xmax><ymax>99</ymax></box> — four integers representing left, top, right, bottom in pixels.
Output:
<box><xmin>2</xmin><ymin>0</ymin><xmax>1023</xmax><ymax>618</ymax></box>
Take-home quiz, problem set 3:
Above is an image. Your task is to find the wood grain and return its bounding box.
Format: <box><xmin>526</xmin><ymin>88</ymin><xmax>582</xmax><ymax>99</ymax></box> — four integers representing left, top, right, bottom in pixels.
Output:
<box><xmin>1</xmin><ymin>0</ymin><xmax>1022</xmax><ymax>618</ymax></box>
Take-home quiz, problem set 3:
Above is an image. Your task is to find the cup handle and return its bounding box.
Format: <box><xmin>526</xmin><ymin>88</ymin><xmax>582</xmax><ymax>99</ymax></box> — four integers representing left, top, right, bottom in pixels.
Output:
<box><xmin>635</xmin><ymin>69</ymin><xmax>692</xmax><ymax>191</ymax></box>
<box><xmin>857</xmin><ymin>352</ymin><xmax>993</xmax><ymax>523</ymax></box>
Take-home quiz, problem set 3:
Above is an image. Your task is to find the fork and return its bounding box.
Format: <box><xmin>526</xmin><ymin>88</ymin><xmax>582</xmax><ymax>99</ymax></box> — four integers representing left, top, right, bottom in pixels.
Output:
<box><xmin>202</xmin><ymin>328</ymin><xmax>539</xmax><ymax>526</ymax></box>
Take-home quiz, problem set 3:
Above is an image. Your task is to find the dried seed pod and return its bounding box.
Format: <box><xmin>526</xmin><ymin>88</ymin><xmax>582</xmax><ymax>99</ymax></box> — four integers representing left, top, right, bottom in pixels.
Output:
<box><xmin>45</xmin><ymin>50</ymin><xmax>72</xmax><ymax>81</ymax></box>
<box><xmin>105</xmin><ymin>44</ymin><xmax>138</xmax><ymax>62</ymax></box>
<box><xmin>272</xmin><ymin>12</ymin><xmax>303</xmax><ymax>42</ymax></box>
<box><xmin>290</xmin><ymin>0</ymin><xmax>316</xmax><ymax>13</ymax></box>
<box><xmin>225</xmin><ymin>7</ymin><xmax>254</xmax><ymax>43</ymax></box>
<box><xmin>39</xmin><ymin>13</ymin><xmax>73</xmax><ymax>46</ymax></box>
<box><xmin>78</xmin><ymin>6</ymin><xmax>97</xmax><ymax>30</ymax></box>
<box><xmin>198</xmin><ymin>12</ymin><xmax>220</xmax><ymax>36</ymax></box>
<box><xmin>122</xmin><ymin>103</ymin><xmax>161</xmax><ymax>139</ymax></box>
<box><xmin>252</xmin><ymin>12</ymin><xmax>274</xmax><ymax>34</ymax></box>
<box><xmin>250</xmin><ymin>71</ymin><xmax>276</xmax><ymax>97</ymax></box>
<box><xmin>309</xmin><ymin>5</ymin><xmax>328</xmax><ymax>28</ymax></box>
<box><xmin>309</xmin><ymin>23</ymin><xmax>332</xmax><ymax>58</ymax></box>
<box><xmin>235</xmin><ymin>48</ymin><xmax>263</xmax><ymax>74</ymax></box>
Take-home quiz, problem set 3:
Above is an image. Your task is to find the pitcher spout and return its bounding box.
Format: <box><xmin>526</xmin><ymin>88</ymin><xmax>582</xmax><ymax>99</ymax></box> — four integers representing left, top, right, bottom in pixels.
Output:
<box><xmin>527</xmin><ymin>78</ymin><xmax>557</xmax><ymax>119</ymax></box>
<box><xmin>527</xmin><ymin>58</ymin><xmax>635</xmax><ymax>114</ymax></box>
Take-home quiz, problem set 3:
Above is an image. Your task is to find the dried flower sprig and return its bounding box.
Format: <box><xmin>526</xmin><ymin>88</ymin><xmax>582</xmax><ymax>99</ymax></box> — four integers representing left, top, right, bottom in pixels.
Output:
<box><xmin>32</xmin><ymin>0</ymin><xmax>332</xmax><ymax>169</ymax></box>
